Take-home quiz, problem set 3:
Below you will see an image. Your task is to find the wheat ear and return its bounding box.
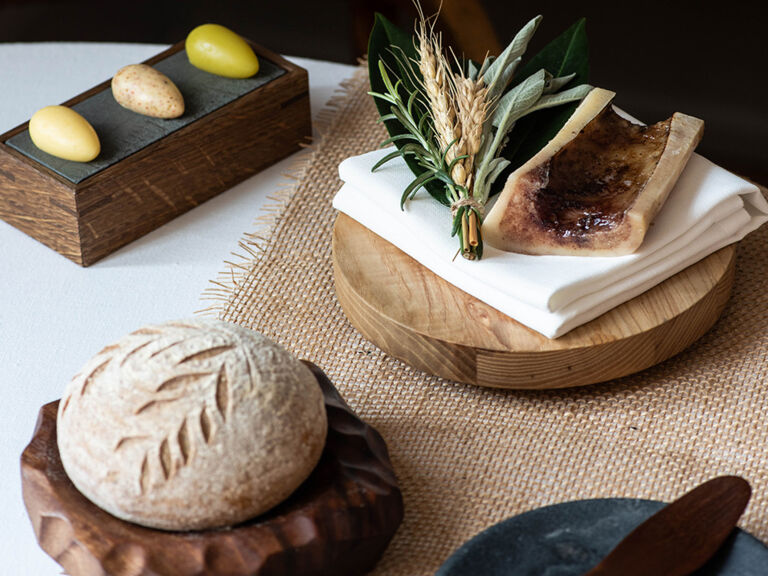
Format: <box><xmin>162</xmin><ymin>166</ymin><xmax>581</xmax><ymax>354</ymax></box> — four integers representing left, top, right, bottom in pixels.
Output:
<box><xmin>416</xmin><ymin>21</ymin><xmax>464</xmax><ymax>184</ymax></box>
<box><xmin>413</xmin><ymin>1</ymin><xmax>485</xmax><ymax>259</ymax></box>
<box><xmin>454</xmin><ymin>74</ymin><xmax>489</xmax><ymax>194</ymax></box>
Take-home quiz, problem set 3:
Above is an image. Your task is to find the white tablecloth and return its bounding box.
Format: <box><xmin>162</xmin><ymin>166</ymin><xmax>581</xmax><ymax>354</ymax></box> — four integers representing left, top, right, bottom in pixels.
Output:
<box><xmin>0</xmin><ymin>42</ymin><xmax>356</xmax><ymax>575</ymax></box>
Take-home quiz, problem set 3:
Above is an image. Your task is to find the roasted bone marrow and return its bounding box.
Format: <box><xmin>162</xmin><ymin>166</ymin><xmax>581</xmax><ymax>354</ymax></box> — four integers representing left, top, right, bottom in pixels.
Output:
<box><xmin>483</xmin><ymin>88</ymin><xmax>704</xmax><ymax>256</ymax></box>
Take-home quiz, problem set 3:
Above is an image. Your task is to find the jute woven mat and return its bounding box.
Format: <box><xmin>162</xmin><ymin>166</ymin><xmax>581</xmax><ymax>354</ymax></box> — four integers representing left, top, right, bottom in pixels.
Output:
<box><xmin>202</xmin><ymin>66</ymin><xmax>768</xmax><ymax>574</ymax></box>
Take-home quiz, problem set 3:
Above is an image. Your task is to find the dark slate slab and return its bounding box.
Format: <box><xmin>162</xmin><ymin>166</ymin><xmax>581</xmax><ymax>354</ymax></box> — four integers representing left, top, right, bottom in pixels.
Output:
<box><xmin>436</xmin><ymin>498</ymin><xmax>768</xmax><ymax>576</ymax></box>
<box><xmin>6</xmin><ymin>50</ymin><xmax>285</xmax><ymax>184</ymax></box>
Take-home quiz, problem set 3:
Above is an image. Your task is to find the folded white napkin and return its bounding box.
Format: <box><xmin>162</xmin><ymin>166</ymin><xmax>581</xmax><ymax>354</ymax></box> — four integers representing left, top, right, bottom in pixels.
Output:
<box><xmin>334</xmin><ymin>148</ymin><xmax>768</xmax><ymax>338</ymax></box>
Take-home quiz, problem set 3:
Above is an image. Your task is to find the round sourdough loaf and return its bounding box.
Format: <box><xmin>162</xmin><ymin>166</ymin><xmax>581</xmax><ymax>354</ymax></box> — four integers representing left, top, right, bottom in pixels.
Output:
<box><xmin>56</xmin><ymin>318</ymin><xmax>327</xmax><ymax>531</ymax></box>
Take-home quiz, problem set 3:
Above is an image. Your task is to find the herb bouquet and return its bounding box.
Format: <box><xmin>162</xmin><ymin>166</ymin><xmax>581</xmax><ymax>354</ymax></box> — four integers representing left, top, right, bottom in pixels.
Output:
<box><xmin>368</xmin><ymin>8</ymin><xmax>591</xmax><ymax>259</ymax></box>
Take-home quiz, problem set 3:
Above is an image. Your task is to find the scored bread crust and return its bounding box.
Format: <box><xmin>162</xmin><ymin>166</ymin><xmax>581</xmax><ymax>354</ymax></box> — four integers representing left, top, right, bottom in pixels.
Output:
<box><xmin>57</xmin><ymin>318</ymin><xmax>328</xmax><ymax>531</ymax></box>
<box><xmin>483</xmin><ymin>88</ymin><xmax>705</xmax><ymax>256</ymax></box>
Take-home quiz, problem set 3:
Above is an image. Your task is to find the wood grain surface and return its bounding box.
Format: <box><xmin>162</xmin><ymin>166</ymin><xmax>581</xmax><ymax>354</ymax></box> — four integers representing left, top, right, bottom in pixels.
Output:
<box><xmin>584</xmin><ymin>476</ymin><xmax>752</xmax><ymax>575</ymax></box>
<box><xmin>0</xmin><ymin>41</ymin><xmax>311</xmax><ymax>266</ymax></box>
<box><xmin>20</xmin><ymin>362</ymin><xmax>403</xmax><ymax>576</ymax></box>
<box><xmin>0</xmin><ymin>149</ymin><xmax>82</xmax><ymax>262</ymax></box>
<box><xmin>332</xmin><ymin>213</ymin><xmax>736</xmax><ymax>389</ymax></box>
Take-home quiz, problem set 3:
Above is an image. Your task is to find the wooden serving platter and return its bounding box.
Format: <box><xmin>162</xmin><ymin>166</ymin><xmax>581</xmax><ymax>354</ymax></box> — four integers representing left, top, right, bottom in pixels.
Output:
<box><xmin>20</xmin><ymin>362</ymin><xmax>403</xmax><ymax>576</ymax></box>
<box><xmin>0</xmin><ymin>40</ymin><xmax>311</xmax><ymax>266</ymax></box>
<box><xmin>332</xmin><ymin>214</ymin><xmax>736</xmax><ymax>389</ymax></box>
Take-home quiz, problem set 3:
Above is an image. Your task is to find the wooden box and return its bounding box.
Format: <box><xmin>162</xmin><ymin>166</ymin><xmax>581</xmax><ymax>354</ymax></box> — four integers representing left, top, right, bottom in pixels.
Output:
<box><xmin>0</xmin><ymin>41</ymin><xmax>311</xmax><ymax>266</ymax></box>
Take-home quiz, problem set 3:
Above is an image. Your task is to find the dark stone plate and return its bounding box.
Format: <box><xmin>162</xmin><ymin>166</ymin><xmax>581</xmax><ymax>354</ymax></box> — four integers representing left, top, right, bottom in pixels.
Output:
<box><xmin>436</xmin><ymin>498</ymin><xmax>768</xmax><ymax>576</ymax></box>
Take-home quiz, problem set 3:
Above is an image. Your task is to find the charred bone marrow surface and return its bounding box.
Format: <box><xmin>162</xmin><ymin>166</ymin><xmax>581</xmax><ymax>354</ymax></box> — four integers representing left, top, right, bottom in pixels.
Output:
<box><xmin>483</xmin><ymin>88</ymin><xmax>704</xmax><ymax>256</ymax></box>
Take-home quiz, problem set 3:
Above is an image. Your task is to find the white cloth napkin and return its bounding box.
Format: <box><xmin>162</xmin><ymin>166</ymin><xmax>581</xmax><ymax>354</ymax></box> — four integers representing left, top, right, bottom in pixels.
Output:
<box><xmin>334</xmin><ymin>148</ymin><xmax>768</xmax><ymax>338</ymax></box>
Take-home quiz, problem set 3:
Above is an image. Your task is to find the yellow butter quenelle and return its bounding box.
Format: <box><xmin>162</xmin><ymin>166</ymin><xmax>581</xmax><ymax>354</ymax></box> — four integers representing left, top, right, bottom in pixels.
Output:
<box><xmin>186</xmin><ymin>24</ymin><xmax>260</xmax><ymax>78</ymax></box>
<box><xmin>29</xmin><ymin>106</ymin><xmax>100</xmax><ymax>162</ymax></box>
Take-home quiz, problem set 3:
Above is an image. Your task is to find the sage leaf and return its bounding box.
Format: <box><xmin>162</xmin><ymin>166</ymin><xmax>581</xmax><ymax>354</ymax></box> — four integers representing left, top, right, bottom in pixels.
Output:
<box><xmin>491</xmin><ymin>69</ymin><xmax>548</xmax><ymax>131</ymax></box>
<box><xmin>485</xmin><ymin>15</ymin><xmax>542</xmax><ymax>100</ymax></box>
<box><xmin>515</xmin><ymin>18</ymin><xmax>589</xmax><ymax>91</ymax></box>
<box><xmin>544</xmin><ymin>72</ymin><xmax>577</xmax><ymax>94</ymax></box>
<box><xmin>485</xmin><ymin>157</ymin><xmax>512</xmax><ymax>191</ymax></box>
<box><xmin>474</xmin><ymin>69</ymin><xmax>547</xmax><ymax>201</ymax></box>
<box><xmin>492</xmin><ymin>56</ymin><xmax>522</xmax><ymax>98</ymax></box>
<box><xmin>468</xmin><ymin>59</ymin><xmax>480</xmax><ymax>81</ymax></box>
<box><xmin>527</xmin><ymin>84</ymin><xmax>593</xmax><ymax>114</ymax></box>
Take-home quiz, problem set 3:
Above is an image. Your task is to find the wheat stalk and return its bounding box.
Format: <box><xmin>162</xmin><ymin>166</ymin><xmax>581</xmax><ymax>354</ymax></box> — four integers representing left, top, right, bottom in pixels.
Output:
<box><xmin>415</xmin><ymin>19</ymin><xmax>465</xmax><ymax>184</ymax></box>
<box><xmin>412</xmin><ymin>3</ymin><xmax>489</xmax><ymax>258</ymax></box>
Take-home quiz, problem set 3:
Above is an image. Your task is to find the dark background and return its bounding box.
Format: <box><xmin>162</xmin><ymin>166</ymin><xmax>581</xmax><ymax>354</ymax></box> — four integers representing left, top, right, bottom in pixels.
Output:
<box><xmin>1</xmin><ymin>0</ymin><xmax>765</xmax><ymax>183</ymax></box>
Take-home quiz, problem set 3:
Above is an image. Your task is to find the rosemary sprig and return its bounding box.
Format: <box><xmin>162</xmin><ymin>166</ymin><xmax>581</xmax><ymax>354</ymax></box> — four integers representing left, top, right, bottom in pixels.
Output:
<box><xmin>370</xmin><ymin>51</ymin><xmax>486</xmax><ymax>259</ymax></box>
<box><xmin>369</xmin><ymin>60</ymin><xmax>481</xmax><ymax>256</ymax></box>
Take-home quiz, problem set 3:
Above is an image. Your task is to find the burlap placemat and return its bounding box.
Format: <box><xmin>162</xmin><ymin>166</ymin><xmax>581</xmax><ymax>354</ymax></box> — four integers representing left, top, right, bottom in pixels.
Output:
<box><xmin>202</xmin><ymin>66</ymin><xmax>768</xmax><ymax>574</ymax></box>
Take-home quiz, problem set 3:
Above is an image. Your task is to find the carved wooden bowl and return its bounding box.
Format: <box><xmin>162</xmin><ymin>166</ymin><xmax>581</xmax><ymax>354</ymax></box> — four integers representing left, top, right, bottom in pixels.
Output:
<box><xmin>20</xmin><ymin>362</ymin><xmax>403</xmax><ymax>576</ymax></box>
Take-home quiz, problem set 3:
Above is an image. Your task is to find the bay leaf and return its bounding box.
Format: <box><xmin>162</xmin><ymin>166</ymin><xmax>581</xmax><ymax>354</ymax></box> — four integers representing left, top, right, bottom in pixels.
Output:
<box><xmin>368</xmin><ymin>13</ymin><xmax>448</xmax><ymax>204</ymax></box>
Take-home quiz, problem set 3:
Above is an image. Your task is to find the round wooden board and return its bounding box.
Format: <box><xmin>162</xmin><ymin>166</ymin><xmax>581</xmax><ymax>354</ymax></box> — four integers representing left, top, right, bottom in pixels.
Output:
<box><xmin>332</xmin><ymin>214</ymin><xmax>736</xmax><ymax>389</ymax></box>
<box><xmin>21</xmin><ymin>362</ymin><xmax>403</xmax><ymax>576</ymax></box>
